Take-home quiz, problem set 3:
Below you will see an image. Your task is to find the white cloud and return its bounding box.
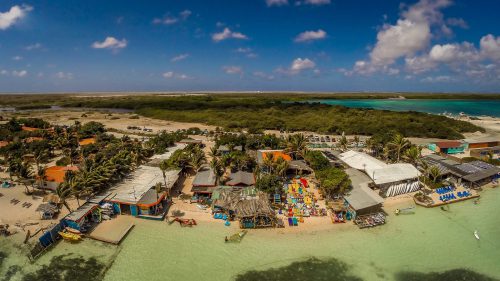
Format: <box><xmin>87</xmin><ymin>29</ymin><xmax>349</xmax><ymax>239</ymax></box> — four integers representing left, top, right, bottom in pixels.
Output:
<box><xmin>223</xmin><ymin>66</ymin><xmax>243</xmax><ymax>75</ymax></box>
<box><xmin>266</xmin><ymin>0</ymin><xmax>288</xmax><ymax>7</ymax></box>
<box><xmin>212</xmin><ymin>28</ymin><xmax>248</xmax><ymax>42</ymax></box>
<box><xmin>351</xmin><ymin>0</ymin><xmax>452</xmax><ymax>75</ymax></box>
<box><xmin>0</xmin><ymin>70</ymin><xmax>9</xmax><ymax>75</ymax></box>
<box><xmin>253</xmin><ymin>71</ymin><xmax>275</xmax><ymax>80</ymax></box>
<box><xmin>234</xmin><ymin>47</ymin><xmax>258</xmax><ymax>58</ymax></box>
<box><xmin>179</xmin><ymin>10</ymin><xmax>192</xmax><ymax>20</ymax></box>
<box><xmin>291</xmin><ymin>58</ymin><xmax>315</xmax><ymax>71</ymax></box>
<box><xmin>12</xmin><ymin>56</ymin><xmax>23</xmax><ymax>61</ymax></box>
<box><xmin>24</xmin><ymin>43</ymin><xmax>42</xmax><ymax>50</ymax></box>
<box><xmin>277</xmin><ymin>58</ymin><xmax>316</xmax><ymax>75</ymax></box>
<box><xmin>446</xmin><ymin>17</ymin><xmax>468</xmax><ymax>29</ymax></box>
<box><xmin>0</xmin><ymin>5</ymin><xmax>32</xmax><ymax>30</ymax></box>
<box><xmin>404</xmin><ymin>34</ymin><xmax>500</xmax><ymax>77</ymax></box>
<box><xmin>421</xmin><ymin>75</ymin><xmax>456</xmax><ymax>83</ymax></box>
<box><xmin>55</xmin><ymin>72</ymin><xmax>73</xmax><ymax>79</ymax></box>
<box><xmin>91</xmin><ymin>36</ymin><xmax>127</xmax><ymax>50</ymax></box>
<box><xmin>480</xmin><ymin>34</ymin><xmax>500</xmax><ymax>61</ymax></box>
<box><xmin>235</xmin><ymin>47</ymin><xmax>252</xmax><ymax>53</ymax></box>
<box><xmin>162</xmin><ymin>71</ymin><xmax>190</xmax><ymax>79</ymax></box>
<box><xmin>171</xmin><ymin>53</ymin><xmax>189</xmax><ymax>62</ymax></box>
<box><xmin>153</xmin><ymin>10</ymin><xmax>192</xmax><ymax>25</ymax></box>
<box><xmin>302</xmin><ymin>0</ymin><xmax>330</xmax><ymax>5</ymax></box>
<box><xmin>163</xmin><ymin>71</ymin><xmax>174</xmax><ymax>78</ymax></box>
<box><xmin>12</xmin><ymin>70</ymin><xmax>27</xmax><ymax>77</ymax></box>
<box><xmin>429</xmin><ymin>42</ymin><xmax>479</xmax><ymax>63</ymax></box>
<box><xmin>294</xmin><ymin>29</ymin><xmax>327</xmax><ymax>43</ymax></box>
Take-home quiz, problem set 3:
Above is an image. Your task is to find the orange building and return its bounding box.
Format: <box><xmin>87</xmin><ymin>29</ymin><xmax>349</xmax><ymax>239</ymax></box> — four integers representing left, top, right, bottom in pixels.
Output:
<box><xmin>78</xmin><ymin>138</ymin><xmax>96</xmax><ymax>146</ymax></box>
<box><xmin>41</xmin><ymin>166</ymin><xmax>79</xmax><ymax>191</ymax></box>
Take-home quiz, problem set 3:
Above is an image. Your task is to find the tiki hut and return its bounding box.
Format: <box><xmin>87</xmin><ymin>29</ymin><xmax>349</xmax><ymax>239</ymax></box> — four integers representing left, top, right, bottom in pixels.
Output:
<box><xmin>213</xmin><ymin>189</ymin><xmax>275</xmax><ymax>229</ymax></box>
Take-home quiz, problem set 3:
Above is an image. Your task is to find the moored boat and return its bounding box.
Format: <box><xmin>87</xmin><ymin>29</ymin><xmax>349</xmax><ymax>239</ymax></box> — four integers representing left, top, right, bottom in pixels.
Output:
<box><xmin>58</xmin><ymin>231</ymin><xmax>82</xmax><ymax>241</ymax></box>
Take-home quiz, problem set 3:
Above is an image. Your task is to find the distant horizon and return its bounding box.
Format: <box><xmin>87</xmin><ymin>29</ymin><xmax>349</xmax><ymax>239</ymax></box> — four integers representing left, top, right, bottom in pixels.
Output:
<box><xmin>0</xmin><ymin>0</ymin><xmax>499</xmax><ymax>92</ymax></box>
<box><xmin>1</xmin><ymin>91</ymin><xmax>500</xmax><ymax>96</ymax></box>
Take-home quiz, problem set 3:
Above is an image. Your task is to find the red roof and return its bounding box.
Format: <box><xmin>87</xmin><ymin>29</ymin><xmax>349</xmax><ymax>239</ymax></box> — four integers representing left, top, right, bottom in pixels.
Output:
<box><xmin>0</xmin><ymin>141</ymin><xmax>9</xmax><ymax>148</ymax></box>
<box><xmin>435</xmin><ymin>141</ymin><xmax>463</xmax><ymax>149</ymax></box>
<box><xmin>44</xmin><ymin>166</ymin><xmax>79</xmax><ymax>183</ymax></box>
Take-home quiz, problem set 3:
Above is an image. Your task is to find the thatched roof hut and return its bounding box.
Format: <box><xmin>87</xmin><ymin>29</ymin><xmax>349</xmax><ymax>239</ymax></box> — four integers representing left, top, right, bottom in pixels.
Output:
<box><xmin>213</xmin><ymin>189</ymin><xmax>274</xmax><ymax>219</ymax></box>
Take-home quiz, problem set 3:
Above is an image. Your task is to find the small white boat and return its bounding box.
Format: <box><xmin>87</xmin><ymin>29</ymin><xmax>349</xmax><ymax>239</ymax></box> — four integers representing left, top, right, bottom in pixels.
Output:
<box><xmin>474</xmin><ymin>230</ymin><xmax>480</xmax><ymax>240</ymax></box>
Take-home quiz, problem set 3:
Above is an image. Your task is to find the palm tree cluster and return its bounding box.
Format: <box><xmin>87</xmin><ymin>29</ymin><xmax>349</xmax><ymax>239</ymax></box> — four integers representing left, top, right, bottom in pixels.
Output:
<box><xmin>366</xmin><ymin>132</ymin><xmax>422</xmax><ymax>164</ymax></box>
<box><xmin>57</xmin><ymin>135</ymin><xmax>149</xmax><ymax>211</ymax></box>
<box><xmin>145</xmin><ymin>130</ymin><xmax>186</xmax><ymax>154</ymax></box>
<box><xmin>161</xmin><ymin>144</ymin><xmax>207</xmax><ymax>174</ymax></box>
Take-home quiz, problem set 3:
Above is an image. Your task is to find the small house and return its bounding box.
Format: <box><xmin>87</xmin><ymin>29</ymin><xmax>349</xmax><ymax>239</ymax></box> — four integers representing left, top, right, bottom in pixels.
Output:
<box><xmin>191</xmin><ymin>166</ymin><xmax>217</xmax><ymax>197</ymax></box>
<box><xmin>428</xmin><ymin>141</ymin><xmax>466</xmax><ymax>154</ymax></box>
<box><xmin>226</xmin><ymin>171</ymin><xmax>255</xmax><ymax>187</ymax></box>
<box><xmin>106</xmin><ymin>166</ymin><xmax>180</xmax><ymax>220</ymax></box>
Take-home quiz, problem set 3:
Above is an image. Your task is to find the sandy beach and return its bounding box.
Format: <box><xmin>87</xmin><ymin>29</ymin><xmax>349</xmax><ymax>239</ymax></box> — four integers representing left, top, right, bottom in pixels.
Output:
<box><xmin>1</xmin><ymin>108</ymin><xmax>499</xmax><ymax>240</ymax></box>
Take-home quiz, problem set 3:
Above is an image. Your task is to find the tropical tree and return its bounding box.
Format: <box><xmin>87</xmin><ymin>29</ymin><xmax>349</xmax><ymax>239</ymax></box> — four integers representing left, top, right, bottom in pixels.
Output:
<box><xmin>210</xmin><ymin>158</ymin><xmax>225</xmax><ymax>183</ymax></box>
<box><xmin>285</xmin><ymin>134</ymin><xmax>307</xmax><ymax>159</ymax></box>
<box><xmin>18</xmin><ymin>161</ymin><xmax>34</xmax><ymax>194</ymax></box>
<box><xmin>386</xmin><ymin>133</ymin><xmax>411</xmax><ymax>162</ymax></box>
<box><xmin>37</xmin><ymin>166</ymin><xmax>47</xmax><ymax>190</ymax></box>
<box><xmin>159</xmin><ymin>159</ymin><xmax>170</xmax><ymax>187</ymax></box>
<box><xmin>262</xmin><ymin>152</ymin><xmax>276</xmax><ymax>174</ymax></box>
<box><xmin>353</xmin><ymin>135</ymin><xmax>360</xmax><ymax>148</ymax></box>
<box><xmin>429</xmin><ymin>166</ymin><xmax>441</xmax><ymax>184</ymax></box>
<box><xmin>403</xmin><ymin>146</ymin><xmax>422</xmax><ymax>165</ymax></box>
<box><xmin>339</xmin><ymin>135</ymin><xmax>348</xmax><ymax>151</ymax></box>
<box><xmin>154</xmin><ymin>182</ymin><xmax>163</xmax><ymax>200</ymax></box>
<box><xmin>56</xmin><ymin>182</ymin><xmax>72</xmax><ymax>212</ymax></box>
<box><xmin>275</xmin><ymin>157</ymin><xmax>289</xmax><ymax>179</ymax></box>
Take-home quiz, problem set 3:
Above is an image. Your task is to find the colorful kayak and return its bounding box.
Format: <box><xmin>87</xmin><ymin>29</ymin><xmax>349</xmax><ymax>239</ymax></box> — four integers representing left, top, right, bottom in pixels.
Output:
<box><xmin>59</xmin><ymin>231</ymin><xmax>82</xmax><ymax>241</ymax></box>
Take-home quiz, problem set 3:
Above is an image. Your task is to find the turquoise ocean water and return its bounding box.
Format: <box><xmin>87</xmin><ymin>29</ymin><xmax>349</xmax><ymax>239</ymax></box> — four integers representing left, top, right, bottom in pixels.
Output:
<box><xmin>309</xmin><ymin>99</ymin><xmax>500</xmax><ymax>117</ymax></box>
<box><xmin>1</xmin><ymin>187</ymin><xmax>500</xmax><ymax>281</ymax></box>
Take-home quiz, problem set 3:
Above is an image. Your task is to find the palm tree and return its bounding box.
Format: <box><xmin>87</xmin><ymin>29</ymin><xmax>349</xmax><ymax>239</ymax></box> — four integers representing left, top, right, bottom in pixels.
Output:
<box><xmin>159</xmin><ymin>159</ymin><xmax>170</xmax><ymax>187</ymax></box>
<box><xmin>187</xmin><ymin>147</ymin><xmax>206</xmax><ymax>172</ymax></box>
<box><xmin>210</xmin><ymin>158</ymin><xmax>225</xmax><ymax>183</ymax></box>
<box><xmin>7</xmin><ymin>157</ymin><xmax>22</xmax><ymax>181</ymax></box>
<box><xmin>339</xmin><ymin>135</ymin><xmax>348</xmax><ymax>151</ymax></box>
<box><xmin>263</xmin><ymin>152</ymin><xmax>276</xmax><ymax>174</ymax></box>
<box><xmin>353</xmin><ymin>135</ymin><xmax>360</xmax><ymax>148</ymax></box>
<box><xmin>18</xmin><ymin>161</ymin><xmax>34</xmax><ymax>194</ymax></box>
<box><xmin>56</xmin><ymin>182</ymin><xmax>72</xmax><ymax>212</ymax></box>
<box><xmin>386</xmin><ymin>133</ymin><xmax>411</xmax><ymax>162</ymax></box>
<box><xmin>275</xmin><ymin>157</ymin><xmax>289</xmax><ymax>179</ymax></box>
<box><xmin>403</xmin><ymin>146</ymin><xmax>422</xmax><ymax>165</ymax></box>
<box><xmin>37</xmin><ymin>166</ymin><xmax>47</xmax><ymax>190</ymax></box>
<box><xmin>285</xmin><ymin>134</ymin><xmax>307</xmax><ymax>159</ymax></box>
<box><xmin>154</xmin><ymin>182</ymin><xmax>163</xmax><ymax>200</ymax></box>
<box><xmin>429</xmin><ymin>166</ymin><xmax>441</xmax><ymax>184</ymax></box>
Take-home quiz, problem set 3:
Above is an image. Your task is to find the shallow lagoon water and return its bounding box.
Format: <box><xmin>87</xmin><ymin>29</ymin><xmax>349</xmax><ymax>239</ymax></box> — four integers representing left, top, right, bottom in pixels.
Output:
<box><xmin>309</xmin><ymin>99</ymin><xmax>500</xmax><ymax>117</ymax></box>
<box><xmin>1</xmin><ymin>188</ymin><xmax>499</xmax><ymax>281</ymax></box>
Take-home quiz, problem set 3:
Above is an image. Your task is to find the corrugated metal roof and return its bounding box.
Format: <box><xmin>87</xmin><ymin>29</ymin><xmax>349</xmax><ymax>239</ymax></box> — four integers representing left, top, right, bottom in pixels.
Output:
<box><xmin>192</xmin><ymin>167</ymin><xmax>216</xmax><ymax>187</ymax></box>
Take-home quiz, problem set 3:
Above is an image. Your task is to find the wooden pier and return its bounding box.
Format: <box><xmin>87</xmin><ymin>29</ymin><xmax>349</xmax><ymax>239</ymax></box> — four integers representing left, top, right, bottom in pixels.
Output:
<box><xmin>88</xmin><ymin>216</ymin><xmax>135</xmax><ymax>244</ymax></box>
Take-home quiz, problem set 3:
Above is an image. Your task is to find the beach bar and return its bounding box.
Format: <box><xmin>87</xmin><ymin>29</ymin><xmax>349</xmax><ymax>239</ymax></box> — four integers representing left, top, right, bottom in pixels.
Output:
<box><xmin>106</xmin><ymin>166</ymin><xmax>180</xmax><ymax>220</ymax></box>
<box><xmin>191</xmin><ymin>166</ymin><xmax>217</xmax><ymax>197</ymax></box>
<box><xmin>339</xmin><ymin>150</ymin><xmax>421</xmax><ymax>197</ymax></box>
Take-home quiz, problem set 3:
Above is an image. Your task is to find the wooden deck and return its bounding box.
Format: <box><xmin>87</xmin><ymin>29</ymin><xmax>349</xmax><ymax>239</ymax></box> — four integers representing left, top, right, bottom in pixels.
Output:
<box><xmin>415</xmin><ymin>187</ymin><xmax>480</xmax><ymax>208</ymax></box>
<box><xmin>88</xmin><ymin>216</ymin><xmax>135</xmax><ymax>244</ymax></box>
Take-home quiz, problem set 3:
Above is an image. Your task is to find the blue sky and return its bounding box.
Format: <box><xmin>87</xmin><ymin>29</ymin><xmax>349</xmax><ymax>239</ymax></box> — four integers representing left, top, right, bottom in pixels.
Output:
<box><xmin>0</xmin><ymin>0</ymin><xmax>499</xmax><ymax>93</ymax></box>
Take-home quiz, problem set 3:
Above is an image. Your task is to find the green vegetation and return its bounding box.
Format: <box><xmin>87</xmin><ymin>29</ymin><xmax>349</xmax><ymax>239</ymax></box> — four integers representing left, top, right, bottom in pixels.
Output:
<box><xmin>255</xmin><ymin>174</ymin><xmax>283</xmax><ymax>194</ymax></box>
<box><xmin>0</xmin><ymin>94</ymin><xmax>486</xmax><ymax>139</ymax></box>
<box><xmin>304</xmin><ymin>151</ymin><xmax>351</xmax><ymax>197</ymax></box>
